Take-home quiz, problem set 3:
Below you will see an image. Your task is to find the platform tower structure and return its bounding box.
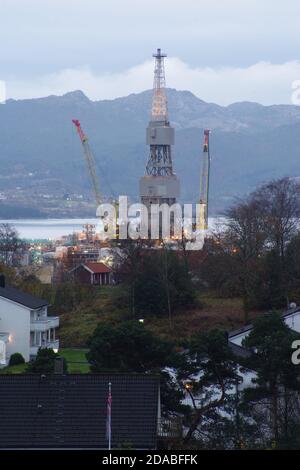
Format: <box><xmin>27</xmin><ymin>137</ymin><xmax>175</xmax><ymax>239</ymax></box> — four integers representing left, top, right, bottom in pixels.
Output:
<box><xmin>139</xmin><ymin>49</ymin><xmax>180</xmax><ymax>228</ymax></box>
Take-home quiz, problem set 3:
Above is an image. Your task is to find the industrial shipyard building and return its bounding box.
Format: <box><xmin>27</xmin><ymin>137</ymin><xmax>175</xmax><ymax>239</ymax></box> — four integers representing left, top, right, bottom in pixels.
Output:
<box><xmin>139</xmin><ymin>49</ymin><xmax>180</xmax><ymax>228</ymax></box>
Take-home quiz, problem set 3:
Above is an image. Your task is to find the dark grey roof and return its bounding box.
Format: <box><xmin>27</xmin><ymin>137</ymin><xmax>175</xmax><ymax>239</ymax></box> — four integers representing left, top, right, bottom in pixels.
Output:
<box><xmin>0</xmin><ymin>286</ymin><xmax>48</xmax><ymax>309</ymax></box>
<box><xmin>0</xmin><ymin>374</ymin><xmax>159</xmax><ymax>449</ymax></box>
<box><xmin>282</xmin><ymin>306</ymin><xmax>300</xmax><ymax>319</ymax></box>
<box><xmin>228</xmin><ymin>324</ymin><xmax>253</xmax><ymax>339</ymax></box>
<box><xmin>229</xmin><ymin>341</ymin><xmax>253</xmax><ymax>359</ymax></box>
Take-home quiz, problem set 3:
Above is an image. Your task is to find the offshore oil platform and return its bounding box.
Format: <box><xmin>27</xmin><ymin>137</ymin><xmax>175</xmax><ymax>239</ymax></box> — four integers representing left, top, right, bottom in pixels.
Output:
<box><xmin>71</xmin><ymin>48</ymin><xmax>211</xmax><ymax>245</ymax></box>
<box><xmin>139</xmin><ymin>49</ymin><xmax>180</xmax><ymax>219</ymax></box>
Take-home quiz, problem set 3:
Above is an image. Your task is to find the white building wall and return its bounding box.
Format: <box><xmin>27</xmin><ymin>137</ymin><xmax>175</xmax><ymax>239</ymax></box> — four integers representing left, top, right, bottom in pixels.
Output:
<box><xmin>229</xmin><ymin>330</ymin><xmax>250</xmax><ymax>346</ymax></box>
<box><xmin>284</xmin><ymin>312</ymin><xmax>300</xmax><ymax>332</ymax></box>
<box><xmin>230</xmin><ymin>312</ymin><xmax>300</xmax><ymax>346</ymax></box>
<box><xmin>0</xmin><ymin>297</ymin><xmax>30</xmax><ymax>362</ymax></box>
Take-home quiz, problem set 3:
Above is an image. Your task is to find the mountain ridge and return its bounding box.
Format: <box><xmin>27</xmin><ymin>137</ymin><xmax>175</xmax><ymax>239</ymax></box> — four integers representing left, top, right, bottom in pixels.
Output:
<box><xmin>0</xmin><ymin>88</ymin><xmax>299</xmax><ymax>215</ymax></box>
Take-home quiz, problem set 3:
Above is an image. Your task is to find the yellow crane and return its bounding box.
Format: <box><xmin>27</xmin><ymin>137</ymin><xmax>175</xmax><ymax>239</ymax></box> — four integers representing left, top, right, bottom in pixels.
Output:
<box><xmin>72</xmin><ymin>119</ymin><xmax>119</xmax><ymax>238</ymax></box>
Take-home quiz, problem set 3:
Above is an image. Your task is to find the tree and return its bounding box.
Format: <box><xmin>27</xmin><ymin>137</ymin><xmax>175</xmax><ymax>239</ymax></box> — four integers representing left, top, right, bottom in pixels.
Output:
<box><xmin>0</xmin><ymin>223</ymin><xmax>25</xmax><ymax>266</ymax></box>
<box><xmin>26</xmin><ymin>348</ymin><xmax>67</xmax><ymax>374</ymax></box>
<box><xmin>134</xmin><ymin>249</ymin><xmax>196</xmax><ymax>319</ymax></box>
<box><xmin>200</xmin><ymin>178</ymin><xmax>300</xmax><ymax>316</ymax></box>
<box><xmin>254</xmin><ymin>177</ymin><xmax>300</xmax><ymax>260</ymax></box>
<box><xmin>113</xmin><ymin>240</ymin><xmax>196</xmax><ymax>322</ymax></box>
<box><xmin>133</xmin><ymin>254</ymin><xmax>166</xmax><ymax>315</ymax></box>
<box><xmin>187</xmin><ymin>396</ymin><xmax>265</xmax><ymax>449</ymax></box>
<box><xmin>224</xmin><ymin>197</ymin><xmax>267</xmax><ymax>321</ymax></box>
<box><xmin>87</xmin><ymin>321</ymin><xmax>185</xmax><ymax>417</ymax></box>
<box><xmin>285</xmin><ymin>234</ymin><xmax>300</xmax><ymax>305</ymax></box>
<box><xmin>253</xmin><ymin>177</ymin><xmax>300</xmax><ymax>307</ymax></box>
<box><xmin>243</xmin><ymin>313</ymin><xmax>300</xmax><ymax>447</ymax></box>
<box><xmin>0</xmin><ymin>262</ymin><xmax>15</xmax><ymax>284</ymax></box>
<box><xmin>176</xmin><ymin>329</ymin><xmax>239</xmax><ymax>444</ymax></box>
<box><xmin>112</xmin><ymin>239</ymin><xmax>150</xmax><ymax>318</ymax></box>
<box><xmin>87</xmin><ymin>320</ymin><xmax>173</xmax><ymax>373</ymax></box>
<box><xmin>199</xmin><ymin>235</ymin><xmax>242</xmax><ymax>298</ymax></box>
<box><xmin>53</xmin><ymin>281</ymin><xmax>95</xmax><ymax>313</ymax></box>
<box><xmin>87</xmin><ymin>321</ymin><xmax>186</xmax><ymax>417</ymax></box>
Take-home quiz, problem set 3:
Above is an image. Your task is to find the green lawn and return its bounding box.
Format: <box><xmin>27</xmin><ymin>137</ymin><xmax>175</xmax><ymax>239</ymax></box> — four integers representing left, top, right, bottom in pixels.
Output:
<box><xmin>0</xmin><ymin>363</ymin><xmax>27</xmax><ymax>374</ymax></box>
<box><xmin>0</xmin><ymin>349</ymin><xmax>90</xmax><ymax>374</ymax></box>
<box><xmin>59</xmin><ymin>348</ymin><xmax>90</xmax><ymax>373</ymax></box>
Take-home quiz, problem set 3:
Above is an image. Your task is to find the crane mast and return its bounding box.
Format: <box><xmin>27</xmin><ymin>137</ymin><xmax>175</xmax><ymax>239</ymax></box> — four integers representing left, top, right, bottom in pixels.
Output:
<box><xmin>72</xmin><ymin>119</ymin><xmax>120</xmax><ymax>239</ymax></box>
<box><xmin>72</xmin><ymin>119</ymin><xmax>102</xmax><ymax>207</ymax></box>
<box><xmin>198</xmin><ymin>129</ymin><xmax>211</xmax><ymax>230</ymax></box>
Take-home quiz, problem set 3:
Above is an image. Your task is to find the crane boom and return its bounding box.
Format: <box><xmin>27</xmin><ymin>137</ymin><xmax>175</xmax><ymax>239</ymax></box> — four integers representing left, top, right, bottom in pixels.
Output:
<box><xmin>198</xmin><ymin>129</ymin><xmax>211</xmax><ymax>230</ymax></box>
<box><xmin>72</xmin><ymin>119</ymin><xmax>102</xmax><ymax>206</ymax></box>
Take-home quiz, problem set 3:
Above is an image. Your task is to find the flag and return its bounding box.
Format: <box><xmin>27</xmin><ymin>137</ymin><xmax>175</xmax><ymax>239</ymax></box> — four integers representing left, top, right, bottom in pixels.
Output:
<box><xmin>106</xmin><ymin>382</ymin><xmax>112</xmax><ymax>449</ymax></box>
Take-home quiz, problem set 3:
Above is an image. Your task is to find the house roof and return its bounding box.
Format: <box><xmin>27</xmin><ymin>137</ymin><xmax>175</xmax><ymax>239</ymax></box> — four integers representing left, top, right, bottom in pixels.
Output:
<box><xmin>282</xmin><ymin>306</ymin><xmax>300</xmax><ymax>319</ymax></box>
<box><xmin>228</xmin><ymin>324</ymin><xmax>253</xmax><ymax>339</ymax></box>
<box><xmin>83</xmin><ymin>261</ymin><xmax>112</xmax><ymax>274</ymax></box>
<box><xmin>0</xmin><ymin>374</ymin><xmax>159</xmax><ymax>449</ymax></box>
<box><xmin>0</xmin><ymin>285</ymin><xmax>48</xmax><ymax>309</ymax></box>
<box><xmin>228</xmin><ymin>307</ymin><xmax>300</xmax><ymax>340</ymax></box>
<box><xmin>228</xmin><ymin>341</ymin><xmax>253</xmax><ymax>359</ymax></box>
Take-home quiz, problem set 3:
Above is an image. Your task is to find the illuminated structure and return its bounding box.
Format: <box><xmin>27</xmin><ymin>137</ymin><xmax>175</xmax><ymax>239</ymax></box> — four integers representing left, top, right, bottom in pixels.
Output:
<box><xmin>139</xmin><ymin>49</ymin><xmax>180</xmax><ymax>231</ymax></box>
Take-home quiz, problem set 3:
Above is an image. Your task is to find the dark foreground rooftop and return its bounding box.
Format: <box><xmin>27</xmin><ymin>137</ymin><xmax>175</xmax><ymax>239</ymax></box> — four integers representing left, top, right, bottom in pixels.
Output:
<box><xmin>0</xmin><ymin>374</ymin><xmax>159</xmax><ymax>449</ymax></box>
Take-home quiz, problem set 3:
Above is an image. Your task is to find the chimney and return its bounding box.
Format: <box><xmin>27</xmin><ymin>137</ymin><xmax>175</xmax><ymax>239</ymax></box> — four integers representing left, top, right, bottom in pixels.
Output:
<box><xmin>0</xmin><ymin>274</ymin><xmax>5</xmax><ymax>288</ymax></box>
<box><xmin>54</xmin><ymin>356</ymin><xmax>65</xmax><ymax>375</ymax></box>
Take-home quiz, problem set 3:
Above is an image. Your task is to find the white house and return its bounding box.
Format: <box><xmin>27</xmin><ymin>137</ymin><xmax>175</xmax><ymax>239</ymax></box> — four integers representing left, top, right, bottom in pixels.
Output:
<box><xmin>0</xmin><ymin>333</ymin><xmax>9</xmax><ymax>366</ymax></box>
<box><xmin>228</xmin><ymin>324</ymin><xmax>253</xmax><ymax>347</ymax></box>
<box><xmin>0</xmin><ymin>275</ymin><xmax>59</xmax><ymax>367</ymax></box>
<box><xmin>229</xmin><ymin>306</ymin><xmax>300</xmax><ymax>347</ymax></box>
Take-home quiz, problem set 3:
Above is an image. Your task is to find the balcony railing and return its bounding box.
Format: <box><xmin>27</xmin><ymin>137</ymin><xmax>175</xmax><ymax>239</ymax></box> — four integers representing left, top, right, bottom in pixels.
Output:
<box><xmin>30</xmin><ymin>316</ymin><xmax>59</xmax><ymax>332</ymax></box>
<box><xmin>30</xmin><ymin>339</ymin><xmax>59</xmax><ymax>356</ymax></box>
<box><xmin>157</xmin><ymin>417</ymin><xmax>183</xmax><ymax>439</ymax></box>
<box><xmin>47</xmin><ymin>339</ymin><xmax>59</xmax><ymax>351</ymax></box>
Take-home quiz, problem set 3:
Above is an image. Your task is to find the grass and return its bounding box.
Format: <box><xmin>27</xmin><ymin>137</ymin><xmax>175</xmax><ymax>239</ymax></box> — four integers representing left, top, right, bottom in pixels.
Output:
<box><xmin>59</xmin><ymin>348</ymin><xmax>90</xmax><ymax>373</ymax></box>
<box><xmin>145</xmin><ymin>293</ymin><xmax>258</xmax><ymax>341</ymax></box>
<box><xmin>0</xmin><ymin>287</ymin><xmax>261</xmax><ymax>374</ymax></box>
<box><xmin>0</xmin><ymin>363</ymin><xmax>27</xmax><ymax>374</ymax></box>
<box><xmin>58</xmin><ymin>285</ymin><xmax>261</xmax><ymax>347</ymax></box>
<box><xmin>0</xmin><ymin>349</ymin><xmax>90</xmax><ymax>374</ymax></box>
<box><xmin>59</xmin><ymin>286</ymin><xmax>127</xmax><ymax>347</ymax></box>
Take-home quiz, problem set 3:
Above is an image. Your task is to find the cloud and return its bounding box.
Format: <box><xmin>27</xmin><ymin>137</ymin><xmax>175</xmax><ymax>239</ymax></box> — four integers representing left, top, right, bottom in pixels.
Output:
<box><xmin>5</xmin><ymin>58</ymin><xmax>300</xmax><ymax>106</ymax></box>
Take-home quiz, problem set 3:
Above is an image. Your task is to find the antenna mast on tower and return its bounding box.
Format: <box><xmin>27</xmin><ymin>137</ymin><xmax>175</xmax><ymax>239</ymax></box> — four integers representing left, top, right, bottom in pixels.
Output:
<box><xmin>151</xmin><ymin>48</ymin><xmax>168</xmax><ymax>122</ymax></box>
<box><xmin>144</xmin><ymin>49</ymin><xmax>176</xmax><ymax>178</ymax></box>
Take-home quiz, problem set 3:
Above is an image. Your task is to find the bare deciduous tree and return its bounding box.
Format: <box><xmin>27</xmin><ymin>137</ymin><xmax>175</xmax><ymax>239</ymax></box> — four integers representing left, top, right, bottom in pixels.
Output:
<box><xmin>0</xmin><ymin>223</ymin><xmax>24</xmax><ymax>266</ymax></box>
<box><xmin>223</xmin><ymin>198</ymin><xmax>267</xmax><ymax>322</ymax></box>
<box><xmin>253</xmin><ymin>177</ymin><xmax>300</xmax><ymax>259</ymax></box>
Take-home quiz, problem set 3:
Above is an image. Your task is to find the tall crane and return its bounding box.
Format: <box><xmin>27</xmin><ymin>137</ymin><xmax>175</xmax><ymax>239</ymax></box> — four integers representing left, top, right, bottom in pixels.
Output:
<box><xmin>198</xmin><ymin>129</ymin><xmax>211</xmax><ymax>230</ymax></box>
<box><xmin>72</xmin><ymin>119</ymin><xmax>102</xmax><ymax>207</ymax></box>
<box><xmin>72</xmin><ymin>119</ymin><xmax>119</xmax><ymax>239</ymax></box>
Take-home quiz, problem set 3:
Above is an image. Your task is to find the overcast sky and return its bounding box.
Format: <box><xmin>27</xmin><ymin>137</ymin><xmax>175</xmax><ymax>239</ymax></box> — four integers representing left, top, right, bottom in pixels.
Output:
<box><xmin>1</xmin><ymin>0</ymin><xmax>300</xmax><ymax>105</ymax></box>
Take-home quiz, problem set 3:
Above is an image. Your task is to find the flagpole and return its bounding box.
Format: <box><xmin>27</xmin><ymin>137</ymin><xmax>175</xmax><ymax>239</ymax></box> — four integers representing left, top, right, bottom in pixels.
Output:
<box><xmin>108</xmin><ymin>382</ymin><xmax>112</xmax><ymax>451</ymax></box>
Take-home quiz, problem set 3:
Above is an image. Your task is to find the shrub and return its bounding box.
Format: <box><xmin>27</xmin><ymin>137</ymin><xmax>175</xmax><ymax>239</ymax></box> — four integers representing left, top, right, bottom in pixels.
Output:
<box><xmin>26</xmin><ymin>348</ymin><xmax>68</xmax><ymax>374</ymax></box>
<box><xmin>9</xmin><ymin>352</ymin><xmax>25</xmax><ymax>366</ymax></box>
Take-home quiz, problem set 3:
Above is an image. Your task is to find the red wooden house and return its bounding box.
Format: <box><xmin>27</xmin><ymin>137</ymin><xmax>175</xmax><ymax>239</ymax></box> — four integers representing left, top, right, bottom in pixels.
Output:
<box><xmin>70</xmin><ymin>262</ymin><xmax>113</xmax><ymax>286</ymax></box>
